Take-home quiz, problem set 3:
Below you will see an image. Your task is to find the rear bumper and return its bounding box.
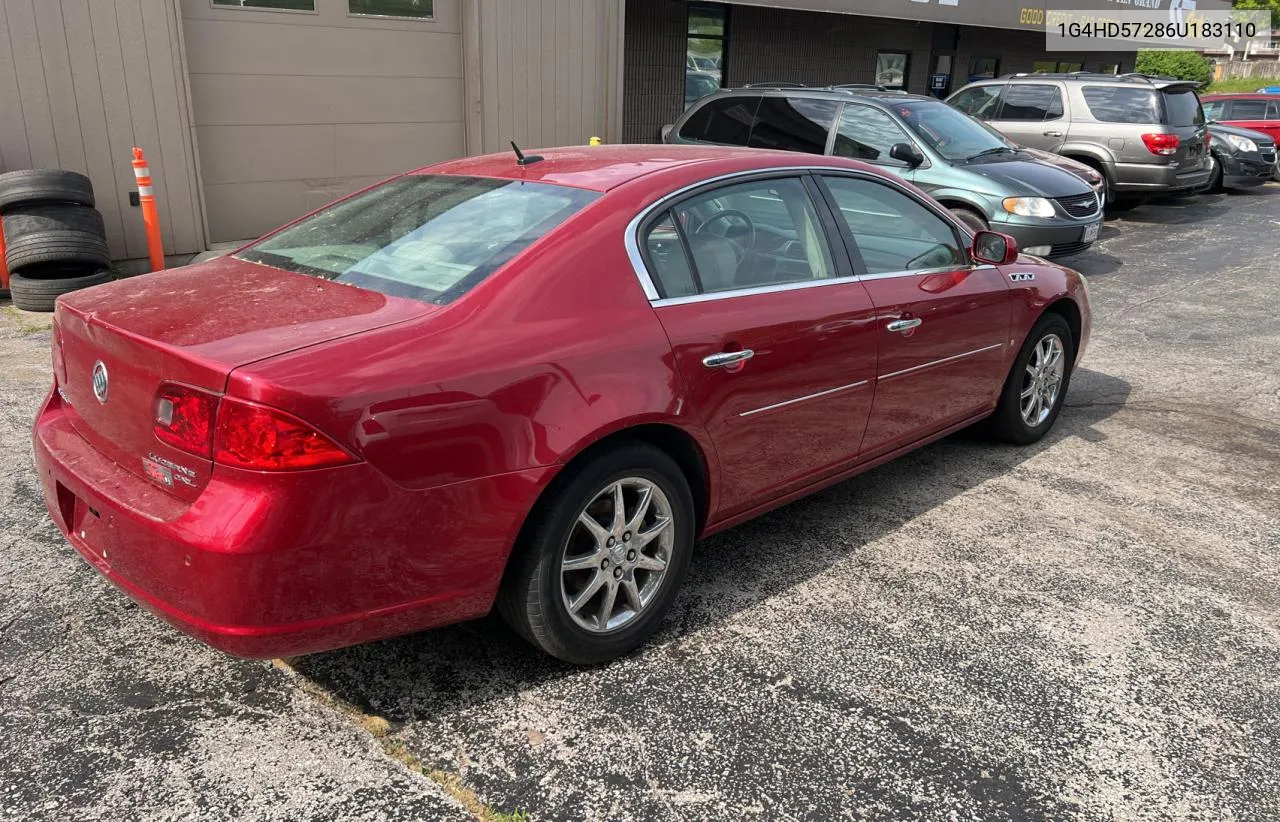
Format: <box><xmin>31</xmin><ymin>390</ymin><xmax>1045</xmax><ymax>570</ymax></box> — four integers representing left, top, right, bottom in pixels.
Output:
<box><xmin>33</xmin><ymin>389</ymin><xmax>551</xmax><ymax>658</ymax></box>
<box><xmin>1111</xmin><ymin>159</ymin><xmax>1212</xmax><ymax>194</ymax></box>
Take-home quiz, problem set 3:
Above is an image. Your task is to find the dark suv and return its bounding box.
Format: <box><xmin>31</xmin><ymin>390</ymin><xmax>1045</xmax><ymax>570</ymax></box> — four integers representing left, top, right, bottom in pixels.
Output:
<box><xmin>665</xmin><ymin>86</ymin><xmax>1105</xmax><ymax>257</ymax></box>
<box><xmin>948</xmin><ymin>73</ymin><xmax>1211</xmax><ymax>211</ymax></box>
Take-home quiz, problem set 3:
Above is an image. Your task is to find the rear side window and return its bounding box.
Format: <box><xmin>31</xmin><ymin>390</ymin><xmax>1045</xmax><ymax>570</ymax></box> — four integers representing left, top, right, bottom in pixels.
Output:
<box><xmin>238</xmin><ymin>175</ymin><xmax>598</xmax><ymax>305</ymax></box>
<box><xmin>1081</xmin><ymin>86</ymin><xmax>1160</xmax><ymax>124</ymax></box>
<box><xmin>748</xmin><ymin>97</ymin><xmax>840</xmax><ymax>154</ymax></box>
<box><xmin>1202</xmin><ymin>100</ymin><xmax>1226</xmax><ymax>120</ymax></box>
<box><xmin>1231</xmin><ymin>99</ymin><xmax>1269</xmax><ymax>120</ymax></box>
<box><xmin>679</xmin><ymin>95</ymin><xmax>762</xmax><ymax>145</ymax></box>
<box><xmin>950</xmin><ymin>85</ymin><xmax>1003</xmax><ymax>118</ymax></box>
<box><xmin>997</xmin><ymin>84</ymin><xmax>1064</xmax><ymax>121</ymax></box>
<box><xmin>1162</xmin><ymin>90</ymin><xmax>1203</xmax><ymax>126</ymax></box>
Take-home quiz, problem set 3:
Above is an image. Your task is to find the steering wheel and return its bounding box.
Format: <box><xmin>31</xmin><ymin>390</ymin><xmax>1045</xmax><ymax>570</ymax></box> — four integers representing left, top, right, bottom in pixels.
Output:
<box><xmin>694</xmin><ymin>209</ymin><xmax>756</xmax><ymax>254</ymax></box>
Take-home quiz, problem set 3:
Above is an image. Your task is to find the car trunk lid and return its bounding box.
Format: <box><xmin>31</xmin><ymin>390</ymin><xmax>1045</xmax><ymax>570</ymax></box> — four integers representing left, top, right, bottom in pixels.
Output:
<box><xmin>52</xmin><ymin>256</ymin><xmax>433</xmax><ymax>499</ymax></box>
<box><xmin>1160</xmin><ymin>85</ymin><xmax>1209</xmax><ymax>169</ymax></box>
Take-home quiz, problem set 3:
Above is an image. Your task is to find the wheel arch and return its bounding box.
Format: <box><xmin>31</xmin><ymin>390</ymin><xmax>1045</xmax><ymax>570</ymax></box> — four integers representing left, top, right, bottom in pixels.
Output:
<box><xmin>1042</xmin><ymin>297</ymin><xmax>1083</xmax><ymax>366</ymax></box>
<box><xmin>502</xmin><ymin>421</ymin><xmax>715</xmax><ymax>581</ymax></box>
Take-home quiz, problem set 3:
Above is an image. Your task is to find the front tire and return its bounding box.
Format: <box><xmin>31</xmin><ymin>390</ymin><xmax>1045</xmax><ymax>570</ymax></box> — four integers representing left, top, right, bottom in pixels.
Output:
<box><xmin>948</xmin><ymin>207</ymin><xmax>989</xmax><ymax>234</ymax></box>
<box><xmin>498</xmin><ymin>442</ymin><xmax>695</xmax><ymax>664</ymax></box>
<box><xmin>988</xmin><ymin>314</ymin><xmax>1075</xmax><ymax>445</ymax></box>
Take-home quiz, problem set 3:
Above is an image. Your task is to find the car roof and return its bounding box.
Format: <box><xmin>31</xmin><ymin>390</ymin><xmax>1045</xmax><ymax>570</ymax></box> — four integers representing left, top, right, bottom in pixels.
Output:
<box><xmin>1201</xmin><ymin>92</ymin><xmax>1274</xmax><ymax>100</ymax></box>
<box><xmin>718</xmin><ymin>86</ymin><xmax>937</xmax><ymax>104</ymax></box>
<box><xmin>415</xmin><ymin>144</ymin><xmax>872</xmax><ymax>192</ymax></box>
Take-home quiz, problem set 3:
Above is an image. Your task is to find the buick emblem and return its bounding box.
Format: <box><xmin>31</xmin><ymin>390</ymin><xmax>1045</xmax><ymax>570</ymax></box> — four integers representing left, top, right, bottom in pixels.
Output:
<box><xmin>91</xmin><ymin>361</ymin><xmax>109</xmax><ymax>404</ymax></box>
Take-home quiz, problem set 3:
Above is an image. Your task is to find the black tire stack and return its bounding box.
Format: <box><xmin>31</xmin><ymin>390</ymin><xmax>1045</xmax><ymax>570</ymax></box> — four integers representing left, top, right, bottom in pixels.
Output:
<box><xmin>1</xmin><ymin>170</ymin><xmax>114</xmax><ymax>312</ymax></box>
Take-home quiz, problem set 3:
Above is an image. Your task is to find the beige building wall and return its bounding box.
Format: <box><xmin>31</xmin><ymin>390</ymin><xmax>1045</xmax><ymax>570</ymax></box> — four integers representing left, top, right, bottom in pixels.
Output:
<box><xmin>462</xmin><ymin>0</ymin><xmax>624</xmax><ymax>154</ymax></box>
<box><xmin>181</xmin><ymin>0</ymin><xmax>467</xmax><ymax>243</ymax></box>
<box><xmin>0</xmin><ymin>0</ymin><xmax>205</xmax><ymax>260</ymax></box>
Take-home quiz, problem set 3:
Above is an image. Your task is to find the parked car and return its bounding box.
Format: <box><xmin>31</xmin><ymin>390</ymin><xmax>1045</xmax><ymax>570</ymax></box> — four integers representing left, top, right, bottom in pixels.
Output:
<box><xmin>1200</xmin><ymin>93</ymin><xmax>1280</xmax><ymax>181</ymax></box>
<box><xmin>665</xmin><ymin>86</ymin><xmax>1105</xmax><ymax>257</ymax></box>
<box><xmin>33</xmin><ymin>146</ymin><xmax>1091</xmax><ymax>665</ymax></box>
<box><xmin>948</xmin><ymin>72</ymin><xmax>1212</xmax><ymax>211</ymax></box>
<box><xmin>1203</xmin><ymin>122</ymin><xmax>1277</xmax><ymax>191</ymax></box>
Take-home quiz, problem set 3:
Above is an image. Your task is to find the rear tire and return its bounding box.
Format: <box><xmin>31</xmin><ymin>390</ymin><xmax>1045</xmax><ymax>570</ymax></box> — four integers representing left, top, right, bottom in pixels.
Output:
<box><xmin>497</xmin><ymin>442</ymin><xmax>695</xmax><ymax>665</ymax></box>
<box><xmin>8</xmin><ymin>269</ymin><xmax>113</xmax><ymax>312</ymax></box>
<box><xmin>0</xmin><ymin>169</ymin><xmax>95</xmax><ymax>213</ymax></box>
<box><xmin>948</xmin><ymin>207</ymin><xmax>989</xmax><ymax>234</ymax></box>
<box><xmin>987</xmin><ymin>313</ymin><xmax>1075</xmax><ymax>445</ymax></box>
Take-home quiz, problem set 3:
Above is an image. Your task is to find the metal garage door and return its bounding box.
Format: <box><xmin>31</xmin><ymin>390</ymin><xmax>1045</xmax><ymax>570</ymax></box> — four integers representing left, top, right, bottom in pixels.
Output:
<box><xmin>181</xmin><ymin>0</ymin><xmax>466</xmax><ymax>244</ymax></box>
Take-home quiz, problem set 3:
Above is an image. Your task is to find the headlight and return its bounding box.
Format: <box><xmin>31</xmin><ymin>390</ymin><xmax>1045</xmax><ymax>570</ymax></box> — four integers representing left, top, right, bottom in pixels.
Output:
<box><xmin>1002</xmin><ymin>197</ymin><xmax>1056</xmax><ymax>218</ymax></box>
<box><xmin>1225</xmin><ymin>134</ymin><xmax>1258</xmax><ymax>153</ymax></box>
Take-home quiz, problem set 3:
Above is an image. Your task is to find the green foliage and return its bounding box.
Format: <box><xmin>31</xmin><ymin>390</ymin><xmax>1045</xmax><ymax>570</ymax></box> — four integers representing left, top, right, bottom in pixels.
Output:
<box><xmin>1135</xmin><ymin>50</ymin><xmax>1213</xmax><ymax>84</ymax></box>
<box><xmin>1232</xmin><ymin>0</ymin><xmax>1280</xmax><ymax>30</ymax></box>
<box><xmin>1208</xmin><ymin>76</ymin><xmax>1280</xmax><ymax>92</ymax></box>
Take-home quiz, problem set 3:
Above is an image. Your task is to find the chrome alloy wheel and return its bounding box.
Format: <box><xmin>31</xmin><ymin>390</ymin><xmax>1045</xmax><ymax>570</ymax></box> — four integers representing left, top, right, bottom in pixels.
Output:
<box><xmin>1021</xmin><ymin>332</ymin><xmax>1066</xmax><ymax>427</ymax></box>
<box><xmin>560</xmin><ymin>478</ymin><xmax>674</xmax><ymax>633</ymax></box>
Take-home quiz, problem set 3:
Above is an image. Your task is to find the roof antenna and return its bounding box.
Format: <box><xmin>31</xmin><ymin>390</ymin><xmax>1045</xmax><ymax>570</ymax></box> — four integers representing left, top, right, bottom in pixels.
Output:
<box><xmin>511</xmin><ymin>141</ymin><xmax>544</xmax><ymax>166</ymax></box>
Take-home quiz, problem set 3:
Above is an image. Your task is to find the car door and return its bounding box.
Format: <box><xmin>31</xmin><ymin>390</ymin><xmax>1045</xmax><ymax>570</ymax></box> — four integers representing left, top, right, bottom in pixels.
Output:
<box><xmin>638</xmin><ymin>174</ymin><xmax>880</xmax><ymax>517</ymax></box>
<box><xmin>987</xmin><ymin>83</ymin><xmax>1068</xmax><ymax>151</ymax></box>
<box><xmin>815</xmin><ymin>173</ymin><xmax>1012</xmax><ymax>456</ymax></box>
<box><xmin>1226</xmin><ymin>98</ymin><xmax>1280</xmax><ymax>144</ymax></box>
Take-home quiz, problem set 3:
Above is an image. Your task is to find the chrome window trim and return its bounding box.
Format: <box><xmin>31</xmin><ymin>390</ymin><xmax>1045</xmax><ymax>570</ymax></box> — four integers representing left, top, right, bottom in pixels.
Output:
<box><xmin>625</xmin><ymin>166</ymin><xmax>991</xmax><ymax>306</ymax></box>
<box><xmin>740</xmin><ymin>379</ymin><xmax>869</xmax><ymax>418</ymax></box>
<box><xmin>878</xmin><ymin>342</ymin><xmax>1005</xmax><ymax>382</ymax></box>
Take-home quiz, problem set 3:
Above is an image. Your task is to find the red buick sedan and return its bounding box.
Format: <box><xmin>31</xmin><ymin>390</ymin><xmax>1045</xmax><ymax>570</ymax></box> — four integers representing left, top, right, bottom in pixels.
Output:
<box><xmin>34</xmin><ymin>146</ymin><xmax>1091</xmax><ymax>664</ymax></box>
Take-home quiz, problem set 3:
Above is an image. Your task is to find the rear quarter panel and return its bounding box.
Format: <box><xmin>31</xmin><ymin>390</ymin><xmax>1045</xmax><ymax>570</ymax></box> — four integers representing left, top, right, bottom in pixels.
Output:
<box><xmin>224</xmin><ymin>189</ymin><xmax>717</xmax><ymax>495</ymax></box>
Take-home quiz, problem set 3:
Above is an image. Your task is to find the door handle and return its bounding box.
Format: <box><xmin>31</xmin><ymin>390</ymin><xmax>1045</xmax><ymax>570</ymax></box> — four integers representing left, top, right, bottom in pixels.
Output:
<box><xmin>1043</xmin><ymin>130</ymin><xmax>1064</xmax><ymax>137</ymax></box>
<box><xmin>886</xmin><ymin>318</ymin><xmax>923</xmax><ymax>333</ymax></box>
<box><xmin>702</xmin><ymin>349</ymin><xmax>755</xmax><ymax>369</ymax></box>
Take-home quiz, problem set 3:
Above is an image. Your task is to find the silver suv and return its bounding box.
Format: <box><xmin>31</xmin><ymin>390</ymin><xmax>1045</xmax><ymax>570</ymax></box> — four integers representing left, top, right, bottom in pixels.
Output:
<box><xmin>948</xmin><ymin>73</ymin><xmax>1211</xmax><ymax>211</ymax></box>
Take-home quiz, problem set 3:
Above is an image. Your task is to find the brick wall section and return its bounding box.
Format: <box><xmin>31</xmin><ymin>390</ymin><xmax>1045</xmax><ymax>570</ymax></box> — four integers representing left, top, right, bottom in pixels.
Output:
<box><xmin>621</xmin><ymin>3</ymin><xmax>1138</xmax><ymax>144</ymax></box>
<box><xmin>727</xmin><ymin>5</ymin><xmax>933</xmax><ymax>95</ymax></box>
<box><xmin>622</xmin><ymin>0</ymin><xmax>688</xmax><ymax>143</ymax></box>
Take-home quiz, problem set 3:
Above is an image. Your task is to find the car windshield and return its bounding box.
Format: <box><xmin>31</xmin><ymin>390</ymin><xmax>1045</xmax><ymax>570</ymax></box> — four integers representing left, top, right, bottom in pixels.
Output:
<box><xmin>893</xmin><ymin>100</ymin><xmax>1014</xmax><ymax>161</ymax></box>
<box><xmin>237</xmin><ymin>175</ymin><xmax>598</xmax><ymax>304</ymax></box>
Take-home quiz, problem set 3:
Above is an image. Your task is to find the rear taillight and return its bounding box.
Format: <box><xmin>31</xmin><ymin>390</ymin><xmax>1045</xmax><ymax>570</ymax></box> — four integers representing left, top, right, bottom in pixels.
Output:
<box><xmin>1141</xmin><ymin>133</ymin><xmax>1181</xmax><ymax>156</ymax></box>
<box><xmin>154</xmin><ymin>384</ymin><xmax>218</xmax><ymax>457</ymax></box>
<box><xmin>214</xmin><ymin>397</ymin><xmax>355</xmax><ymax>471</ymax></box>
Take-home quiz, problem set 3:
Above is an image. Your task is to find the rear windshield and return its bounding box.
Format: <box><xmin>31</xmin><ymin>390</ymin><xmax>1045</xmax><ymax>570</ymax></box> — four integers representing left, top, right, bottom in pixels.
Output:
<box><xmin>237</xmin><ymin>175</ymin><xmax>598</xmax><ymax>304</ymax></box>
<box><xmin>1162</xmin><ymin>89</ymin><xmax>1204</xmax><ymax>126</ymax></box>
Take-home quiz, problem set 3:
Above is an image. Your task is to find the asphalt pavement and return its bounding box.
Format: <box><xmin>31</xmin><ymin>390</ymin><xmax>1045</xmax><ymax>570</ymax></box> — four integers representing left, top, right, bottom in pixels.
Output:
<box><xmin>2</xmin><ymin>185</ymin><xmax>1277</xmax><ymax>822</ymax></box>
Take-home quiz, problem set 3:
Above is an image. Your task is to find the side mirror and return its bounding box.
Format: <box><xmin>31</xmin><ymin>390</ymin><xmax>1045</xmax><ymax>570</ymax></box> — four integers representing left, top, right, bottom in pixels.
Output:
<box><xmin>889</xmin><ymin>142</ymin><xmax>925</xmax><ymax>168</ymax></box>
<box><xmin>660</xmin><ymin>124</ymin><xmax>674</xmax><ymax>142</ymax></box>
<box><xmin>972</xmin><ymin>230</ymin><xmax>1019</xmax><ymax>265</ymax></box>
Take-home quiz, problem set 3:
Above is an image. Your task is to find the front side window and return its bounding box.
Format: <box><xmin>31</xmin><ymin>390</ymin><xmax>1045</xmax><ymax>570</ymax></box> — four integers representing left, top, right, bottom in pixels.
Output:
<box><xmin>896</xmin><ymin>101</ymin><xmax>1015</xmax><ymax>162</ymax></box>
<box><xmin>1081</xmin><ymin>86</ymin><xmax>1160</xmax><ymax>124</ymax></box>
<box><xmin>1269</xmin><ymin>101</ymin><xmax>1280</xmax><ymax>119</ymax></box>
<box><xmin>876</xmin><ymin>52</ymin><xmax>911</xmax><ymax>91</ymax></box>
<box><xmin>748</xmin><ymin>98</ymin><xmax>840</xmax><ymax>154</ymax></box>
<box><xmin>997</xmin><ymin>84</ymin><xmax>1063</xmax><ymax>121</ymax></box>
<box><xmin>238</xmin><ymin>176</ymin><xmax>598</xmax><ymax>304</ymax></box>
<box><xmin>349</xmin><ymin>0</ymin><xmax>433</xmax><ymax>18</ymax></box>
<box><xmin>950</xmin><ymin>85</ymin><xmax>1004</xmax><ymax>119</ymax></box>
<box><xmin>822</xmin><ymin>176</ymin><xmax>965</xmax><ymax>274</ymax></box>
<box><xmin>680</xmin><ymin>95</ymin><xmax>760</xmax><ymax>145</ymax></box>
<box><xmin>832</xmin><ymin>104</ymin><xmax>914</xmax><ymax>165</ymax></box>
<box><xmin>686</xmin><ymin>4</ymin><xmax>729</xmax><ymax>107</ymax></box>
<box><xmin>212</xmin><ymin>0</ymin><xmax>314</xmax><ymax>9</ymax></box>
<box><xmin>643</xmin><ymin>178</ymin><xmax>835</xmax><ymax>296</ymax></box>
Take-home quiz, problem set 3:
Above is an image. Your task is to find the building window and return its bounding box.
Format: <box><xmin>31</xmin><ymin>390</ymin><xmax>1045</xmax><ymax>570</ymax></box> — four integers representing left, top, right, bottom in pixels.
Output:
<box><xmin>349</xmin><ymin>0</ymin><xmax>433</xmax><ymax>18</ymax></box>
<box><xmin>1096</xmin><ymin>63</ymin><xmax>1120</xmax><ymax>74</ymax></box>
<box><xmin>1057</xmin><ymin>61</ymin><xmax>1083</xmax><ymax>72</ymax></box>
<box><xmin>1032</xmin><ymin>60</ymin><xmax>1058</xmax><ymax>74</ymax></box>
<box><xmin>212</xmin><ymin>0</ymin><xmax>315</xmax><ymax>9</ymax></box>
<box><xmin>969</xmin><ymin>57</ymin><xmax>1000</xmax><ymax>82</ymax></box>
<box><xmin>876</xmin><ymin>51</ymin><xmax>911</xmax><ymax>90</ymax></box>
<box><xmin>686</xmin><ymin>4</ymin><xmax>729</xmax><ymax>108</ymax></box>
